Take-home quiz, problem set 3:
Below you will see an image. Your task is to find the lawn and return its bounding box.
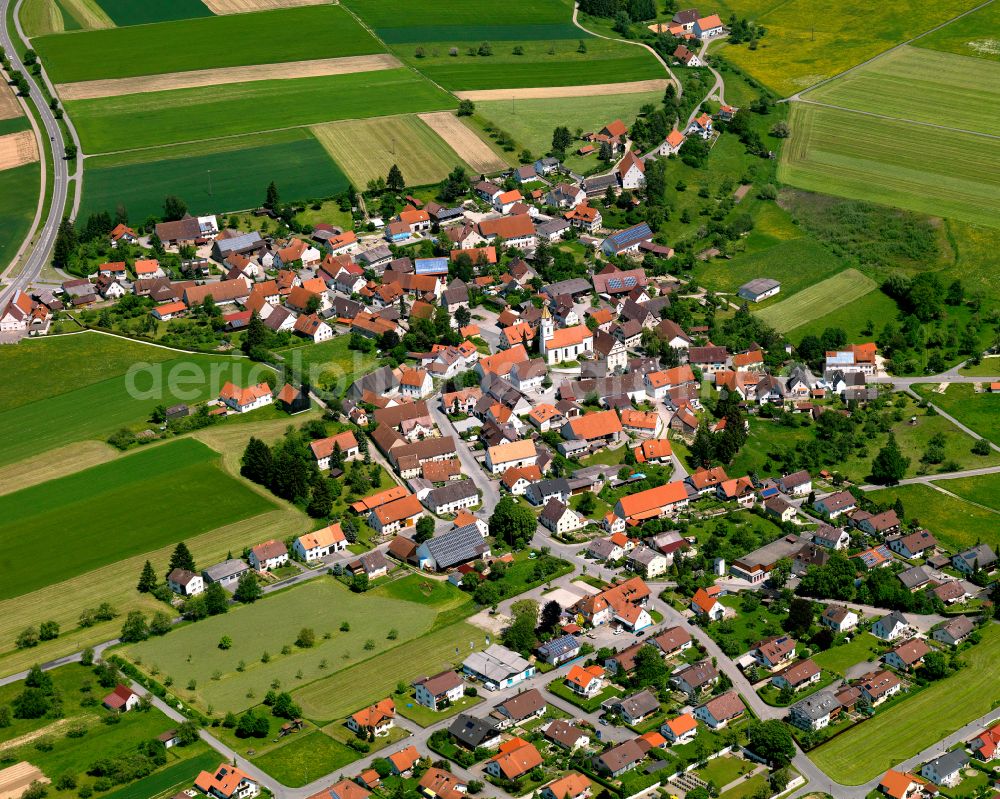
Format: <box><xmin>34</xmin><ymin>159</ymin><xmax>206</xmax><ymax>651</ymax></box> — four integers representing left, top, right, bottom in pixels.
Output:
<box><xmin>0</xmin><ymin>438</ymin><xmax>275</xmax><ymax>600</ymax></box>
<box><xmin>754</xmin><ymin>268</ymin><xmax>877</xmax><ymax>333</ymax></box>
<box><xmin>914</xmin><ymin>0</ymin><xmax>1000</xmax><ymax>63</ymax></box>
<box><xmin>69</xmin><ymin>69</ymin><xmax>456</xmax><ymax>154</ymax></box>
<box><xmin>805</xmin><ymin>46</ymin><xmax>999</xmax><ymax>136</ymax></box>
<box><xmin>719</xmin><ymin>772</ymin><xmax>769</xmax><ymax>799</ymax></box>
<box><xmin>784</xmin><ymin>288</ymin><xmax>899</xmax><ymax>344</ymax></box>
<box><xmin>779</xmin><ymin>104</ymin><xmax>1000</xmax><ymax>229</ymax></box>
<box><xmin>471</xmin><ymin>91</ymin><xmax>663</xmax><ymax>160</ymax></box>
<box><xmin>397</xmin><ymin>693</ymin><xmax>482</xmax><ymax>726</ymax></box>
<box><xmin>293</xmin><ymin>620</ymin><xmax>489</xmax><ymax>723</ymax></box>
<box><xmin>81</xmin><ymin>130</ymin><xmax>349</xmax><ymax>220</ymax></box>
<box><xmin>811</xmin><ymin>632</ymin><xmax>882</xmax><ymax>675</ymax></box>
<box><xmin>913</xmin><ymin>383</ymin><xmax>1000</xmax><ymax>445</ymax></box>
<box><xmin>0</xmin><ymin>162</ymin><xmax>41</xmax><ymax>269</ymax></box>
<box><xmin>697</xmin><ymin>755</ymin><xmax>754</xmax><ymax>789</ymax></box>
<box><xmin>726</xmin><ymin>418</ymin><xmax>816</xmax><ymax>478</ymax></box>
<box><xmin>959</xmin><ymin>358</ymin><xmax>1000</xmax><ymax>377</ymax></box>
<box><xmin>866</xmin><ymin>484</ymin><xmax>1000</xmax><ymax>552</ymax></box>
<box><xmin>712</xmin><ymin>595</ymin><xmax>788</xmax><ymax>653</ymax></box>
<box><xmin>546</xmin><ymin>679</ymin><xmax>622</xmax><ymax>712</ymax></box>
<box><xmin>35</xmin><ymin>5</ymin><xmax>381</xmax><ymax>83</ymax></box>
<box><xmin>251</xmin><ymin>730</ymin><xmax>360</xmax><ymax>787</ymax></box>
<box><xmin>712</xmin><ymin>0</ymin><xmax>982</xmax><ymax>95</ymax></box>
<box><xmin>276</xmin><ymin>335</ymin><xmax>379</xmax><ymax>398</ymax></box>
<box><xmin>122</xmin><ymin>578</ymin><xmax>441</xmax><ymax>714</ymax></box>
<box><xmin>312</xmin><ymin>114</ymin><xmax>469</xmax><ymax>188</ymax></box>
<box><xmin>95</xmin><ymin>0</ymin><xmax>212</xmax><ymax>26</ymax></box>
<box><xmin>933</xmin><ymin>472</ymin><xmax>1000</xmax><ymax>513</ymax></box>
<box><xmin>810</xmin><ymin>624</ymin><xmax>1000</xmax><ymax>783</ymax></box>
<box><xmin>0</xmin><ymin>336</ymin><xmax>268</xmax><ymax>466</ymax></box>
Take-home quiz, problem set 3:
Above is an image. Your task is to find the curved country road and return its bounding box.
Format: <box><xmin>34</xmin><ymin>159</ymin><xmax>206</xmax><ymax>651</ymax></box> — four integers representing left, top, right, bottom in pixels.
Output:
<box><xmin>0</xmin><ymin>0</ymin><xmax>81</xmax><ymax>307</ymax></box>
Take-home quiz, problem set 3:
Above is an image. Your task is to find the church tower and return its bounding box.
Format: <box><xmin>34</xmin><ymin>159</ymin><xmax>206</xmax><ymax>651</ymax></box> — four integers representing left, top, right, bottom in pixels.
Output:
<box><xmin>539</xmin><ymin>304</ymin><xmax>553</xmax><ymax>357</ymax></box>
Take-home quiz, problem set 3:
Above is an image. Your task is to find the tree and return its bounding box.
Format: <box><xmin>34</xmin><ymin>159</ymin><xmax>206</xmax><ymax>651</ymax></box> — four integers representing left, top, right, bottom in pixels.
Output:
<box><xmin>12</xmin><ymin>688</ymin><xmax>49</xmax><ymax>719</ymax></box>
<box><xmin>690</xmin><ymin>420</ymin><xmax>715</xmax><ymax>468</ymax></box>
<box><xmin>120</xmin><ymin>611</ymin><xmax>149</xmax><ymax>643</ymax></box>
<box><xmin>175</xmin><ymin>720</ymin><xmax>200</xmax><ymax>746</ymax></box>
<box><xmin>457</xmin><ymin>99</ymin><xmax>475</xmax><ymax>117</ymax></box>
<box><xmin>551</xmin><ymin>126</ymin><xmax>572</xmax><ymax>156</ymax></box>
<box><xmin>577</xmin><ymin>492</ymin><xmax>596</xmax><ymax>516</ymax></box>
<box><xmin>240</xmin><ymin>437</ymin><xmax>274</xmax><ymax>486</ymax></box>
<box><xmin>307</xmin><ymin>479</ymin><xmax>333</xmax><ymax>519</ymax></box>
<box><xmin>163</xmin><ymin>195</ymin><xmax>187</xmax><ymax>222</ymax></box>
<box><xmin>785</xmin><ymin>597</ymin><xmax>815</xmax><ymax>636</ymax></box>
<box><xmin>235</xmin><ymin>711</ymin><xmax>269</xmax><ymax>738</ymax></box>
<box><xmin>769</xmin><ymin>557</ymin><xmax>792</xmax><ymax>589</ymax></box>
<box><xmin>149</xmin><ymin>611</ymin><xmax>172</xmax><ymax>636</ymax></box>
<box><xmin>15</xmin><ymin>627</ymin><xmax>38</xmax><ymax>649</ymax></box>
<box><xmin>137</xmin><ymin>561</ymin><xmax>158</xmax><ymax>593</ymax></box>
<box><xmin>871</xmin><ymin>434</ymin><xmax>909</xmax><ymax>485</ymax></box>
<box><xmin>205</xmin><ymin>582</ymin><xmax>229</xmax><ymax>615</ymax></box>
<box><xmin>415</xmin><ymin>515</ymin><xmax>435</xmax><ymax>544</ymax></box>
<box><xmin>234</xmin><ymin>572</ymin><xmax>262</xmax><ymax>604</ymax></box>
<box><xmin>633</xmin><ymin>645</ymin><xmax>668</xmax><ymax>687</ymax></box>
<box><xmin>39</xmin><ymin>621</ymin><xmax>59</xmax><ymax>641</ymax></box>
<box><xmin>746</xmin><ymin>719</ymin><xmax>795</xmax><ymax>766</ymax></box>
<box><xmin>489</xmin><ymin>496</ymin><xmax>536</xmax><ymax>549</ymax></box>
<box><xmin>922</xmin><ymin>651</ymin><xmax>949</xmax><ymax>680</ymax></box>
<box><xmin>25</xmin><ymin>665</ymin><xmax>52</xmax><ymax>692</ymax></box>
<box><xmin>168</xmin><ymin>542</ymin><xmax>196</xmax><ymax>576</ymax></box>
<box><xmin>539</xmin><ymin>600</ymin><xmax>562</xmax><ymax>633</ymax></box>
<box><xmin>387</xmin><ymin>164</ymin><xmax>405</xmax><ymax>193</ymax></box>
<box><xmin>53</xmin><ymin>217</ymin><xmax>77</xmax><ymax>268</ymax></box>
<box><xmin>271</xmin><ymin>692</ymin><xmax>301</xmax><ymax>719</ymax></box>
<box><xmin>265</xmin><ymin>181</ymin><xmax>280</xmax><ymax>210</ymax></box>
<box><xmin>242</xmin><ymin>311</ymin><xmax>267</xmax><ymax>357</ymax></box>
<box><xmin>503</xmin><ymin>601</ymin><xmax>538</xmax><ymax>654</ymax></box>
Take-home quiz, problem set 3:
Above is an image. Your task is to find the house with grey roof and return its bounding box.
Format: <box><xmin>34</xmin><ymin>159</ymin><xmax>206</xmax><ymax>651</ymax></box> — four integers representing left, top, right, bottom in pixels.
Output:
<box><xmin>536</xmin><ymin>635</ymin><xmax>580</xmax><ymax>665</ymax></box>
<box><xmin>931</xmin><ymin>616</ymin><xmax>974</xmax><ymax>647</ymax></box>
<box><xmin>416</xmin><ymin>524</ymin><xmax>490</xmax><ymax>572</ymax></box>
<box><xmin>462</xmin><ymin>644</ymin><xmax>534</xmax><ymax>691</ymax></box>
<box><xmin>921</xmin><ymin>750</ymin><xmax>969</xmax><ymax>787</ymax></box>
<box><xmin>449</xmin><ymin>714</ymin><xmax>502</xmax><ymax>749</ymax></box>
<box><xmin>788</xmin><ymin>690</ymin><xmax>840</xmax><ymax>731</ymax></box>
<box><xmin>201</xmin><ymin>559</ymin><xmax>250</xmax><ymax>588</ymax></box>
<box><xmin>872</xmin><ymin>610</ymin><xmax>908</xmax><ymax>640</ymax></box>
<box><xmin>952</xmin><ymin>544</ymin><xmax>997</xmax><ymax>575</ymax></box>
<box><xmin>423</xmin><ymin>479</ymin><xmax>480</xmax><ymax>515</ymax></box>
<box><xmin>525</xmin><ymin>478</ymin><xmax>571</xmax><ymax>507</ymax></box>
<box><xmin>897</xmin><ymin>565</ymin><xmax>932</xmax><ymax>591</ymax></box>
<box><xmin>737</xmin><ymin>278</ymin><xmax>780</xmax><ymax>302</ymax></box>
<box><xmin>613</xmin><ymin>689</ymin><xmax>660</xmax><ymax>725</ymax></box>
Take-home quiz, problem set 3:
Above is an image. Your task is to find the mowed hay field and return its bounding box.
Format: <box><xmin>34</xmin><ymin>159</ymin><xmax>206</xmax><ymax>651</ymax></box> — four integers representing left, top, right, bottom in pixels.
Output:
<box><xmin>712</xmin><ymin>0</ymin><xmax>980</xmax><ymax>95</ymax></box>
<box><xmin>914</xmin><ymin>1</ymin><xmax>1000</xmax><ymax>62</ymax></box>
<box><xmin>754</xmin><ymin>268</ymin><xmax>875</xmax><ymax>332</ymax></box>
<box><xmin>68</xmin><ymin>69</ymin><xmax>455</xmax><ymax>153</ymax></box>
<box><xmin>805</xmin><ymin>46</ymin><xmax>1000</xmax><ymax>136</ymax></box>
<box><xmin>0</xmin><ymin>418</ymin><xmax>311</xmax><ymax>679</ymax></box>
<box><xmin>82</xmin><ymin>130</ymin><xmax>349</xmax><ymax>220</ymax></box>
<box><xmin>34</xmin><ymin>5</ymin><xmax>381</xmax><ymax>83</ymax></box>
<box><xmin>0</xmin><ymin>332</ymin><xmax>274</xmax><ymax>466</ymax></box>
<box><xmin>933</xmin><ymin>472</ymin><xmax>1000</xmax><ymax>513</ymax></box>
<box><xmin>810</xmin><ymin>625</ymin><xmax>1000</xmax><ymax>783</ymax></box>
<box><xmin>418</xmin><ymin>112</ymin><xmax>508</xmax><ymax>174</ymax></box>
<box><xmin>122</xmin><ymin>577</ymin><xmax>468</xmax><ymax>715</ymax></box>
<box><xmin>0</xmin><ymin>438</ymin><xmax>275</xmax><ymax>600</ymax></box>
<box><xmin>312</xmin><ymin>115</ymin><xmax>470</xmax><ymax>188</ymax></box>
<box><xmin>779</xmin><ymin>104</ymin><xmax>1000</xmax><ymax>228</ymax></box>
<box><xmin>94</xmin><ymin>0</ymin><xmax>212</xmax><ymax>26</ymax></box>
<box><xmin>21</xmin><ymin>0</ymin><xmax>113</xmax><ymax>35</ymax></box>
<box><xmin>473</xmin><ymin>91</ymin><xmax>664</xmax><ymax>162</ymax></box>
<box><xmin>0</xmin><ymin>163</ymin><xmax>40</xmax><ymax>266</ymax></box>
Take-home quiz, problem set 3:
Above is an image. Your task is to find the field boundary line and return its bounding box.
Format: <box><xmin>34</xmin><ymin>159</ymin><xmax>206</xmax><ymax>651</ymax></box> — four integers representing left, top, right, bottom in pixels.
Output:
<box><xmin>792</xmin><ymin>99</ymin><xmax>1000</xmax><ymax>141</ymax></box>
<box><xmin>784</xmin><ymin>0</ymin><xmax>997</xmax><ymax>101</ymax></box>
<box><xmin>926</xmin><ymin>481</ymin><xmax>1000</xmax><ymax>514</ymax></box>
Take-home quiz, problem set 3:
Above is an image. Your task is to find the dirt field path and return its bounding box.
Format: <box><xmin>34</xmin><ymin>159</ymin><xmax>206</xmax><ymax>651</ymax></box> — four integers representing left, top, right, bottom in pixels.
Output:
<box><xmin>0</xmin><ymin>130</ymin><xmax>39</xmax><ymax>171</ymax></box>
<box><xmin>0</xmin><ymin>720</ymin><xmax>79</xmax><ymax>754</ymax></box>
<box><xmin>0</xmin><ymin>82</ymin><xmax>22</xmax><ymax>121</ymax></box>
<box><xmin>56</xmin><ymin>53</ymin><xmax>401</xmax><ymax>100</ymax></box>
<box><xmin>453</xmin><ymin>78</ymin><xmax>668</xmax><ymax>101</ymax></box>
<box><xmin>418</xmin><ymin>111</ymin><xmax>509</xmax><ymax>174</ymax></box>
<box><xmin>204</xmin><ymin>0</ymin><xmax>331</xmax><ymax>11</ymax></box>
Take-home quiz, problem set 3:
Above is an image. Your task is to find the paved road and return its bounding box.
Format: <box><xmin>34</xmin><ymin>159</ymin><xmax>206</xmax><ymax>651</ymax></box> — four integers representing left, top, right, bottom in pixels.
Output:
<box><xmin>0</xmin><ymin>0</ymin><xmax>79</xmax><ymax>306</ymax></box>
<box><xmin>428</xmin><ymin>397</ymin><xmax>502</xmax><ymax>518</ymax></box>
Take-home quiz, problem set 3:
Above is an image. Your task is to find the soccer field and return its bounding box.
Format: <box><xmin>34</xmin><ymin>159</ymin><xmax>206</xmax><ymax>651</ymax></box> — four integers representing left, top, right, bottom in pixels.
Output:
<box><xmin>0</xmin><ymin>438</ymin><xmax>275</xmax><ymax>600</ymax></box>
<box><xmin>312</xmin><ymin>115</ymin><xmax>469</xmax><ymax>188</ymax></box>
<box><xmin>805</xmin><ymin>46</ymin><xmax>1000</xmax><ymax>137</ymax></box>
<box><xmin>754</xmin><ymin>268</ymin><xmax>876</xmax><ymax>333</ymax></box>
<box><xmin>810</xmin><ymin>625</ymin><xmax>1000</xmax><ymax>783</ymax></box>
<box><xmin>779</xmin><ymin>104</ymin><xmax>1000</xmax><ymax>228</ymax></box>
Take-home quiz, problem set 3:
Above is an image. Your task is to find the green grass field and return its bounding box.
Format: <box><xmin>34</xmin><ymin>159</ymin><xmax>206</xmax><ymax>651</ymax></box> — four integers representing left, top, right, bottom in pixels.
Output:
<box><xmin>913</xmin><ymin>383</ymin><xmax>1000</xmax><ymax>445</ymax></box>
<box><xmin>755</xmin><ymin>268</ymin><xmax>876</xmax><ymax>332</ymax></box>
<box><xmin>69</xmin><ymin>69</ymin><xmax>455</xmax><ymax>153</ymax></box>
<box><xmin>312</xmin><ymin>115</ymin><xmax>468</xmax><ymax>188</ymax></box>
<box><xmin>102</xmin><ymin>751</ymin><xmax>222</xmax><ymax>799</ymax></box>
<box><xmin>780</xmin><ymin>104</ymin><xmax>1000</xmax><ymax>228</ymax></box>
<box><xmin>294</xmin><ymin>619</ymin><xmax>488</xmax><ymax>723</ymax></box>
<box><xmin>251</xmin><ymin>730</ymin><xmax>360</xmax><ymax>787</ymax></box>
<box><xmin>811</xmin><ymin>632</ymin><xmax>882</xmax><ymax>674</ymax></box>
<box><xmin>122</xmin><ymin>578</ymin><xmax>454</xmax><ymax>714</ymax></box>
<box><xmin>473</xmin><ymin>91</ymin><xmax>662</xmax><ymax>160</ymax></box>
<box><xmin>0</xmin><ymin>333</ymin><xmax>274</xmax><ymax>465</ymax></box>
<box><xmin>0</xmin><ymin>438</ymin><xmax>275</xmax><ymax>599</ymax></box>
<box><xmin>712</xmin><ymin>0</ymin><xmax>980</xmax><ymax>95</ymax></box>
<box><xmin>276</xmin><ymin>336</ymin><xmax>379</xmax><ymax>397</ymax></box>
<box><xmin>0</xmin><ymin>162</ymin><xmax>40</xmax><ymax>268</ymax></box>
<box><xmin>343</xmin><ymin>0</ymin><xmax>577</xmax><ymax>41</ymax></box>
<box><xmin>866</xmin><ymin>484</ymin><xmax>1000</xmax><ymax>551</ymax></box>
<box><xmin>95</xmin><ymin>0</ymin><xmax>212</xmax><ymax>26</ymax></box>
<box><xmin>35</xmin><ymin>5</ymin><xmax>380</xmax><ymax>83</ymax></box>
<box><xmin>805</xmin><ymin>46</ymin><xmax>1000</xmax><ymax>136</ymax></box>
<box><xmin>810</xmin><ymin>624</ymin><xmax>1000</xmax><ymax>783</ymax></box>
<box><xmin>934</xmin><ymin>472</ymin><xmax>1000</xmax><ymax>513</ymax></box>
<box><xmin>784</xmin><ymin>288</ymin><xmax>899</xmax><ymax>343</ymax></box>
<box><xmin>914</xmin><ymin>1</ymin><xmax>1000</xmax><ymax>63</ymax></box>
<box><xmin>82</xmin><ymin>130</ymin><xmax>348</xmax><ymax>219</ymax></box>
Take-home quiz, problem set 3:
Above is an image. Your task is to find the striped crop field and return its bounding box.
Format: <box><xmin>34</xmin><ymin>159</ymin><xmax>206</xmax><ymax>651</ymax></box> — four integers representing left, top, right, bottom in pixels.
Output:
<box><xmin>805</xmin><ymin>46</ymin><xmax>1000</xmax><ymax>136</ymax></box>
<box><xmin>755</xmin><ymin>268</ymin><xmax>876</xmax><ymax>333</ymax></box>
<box><xmin>778</xmin><ymin>104</ymin><xmax>1000</xmax><ymax>228</ymax></box>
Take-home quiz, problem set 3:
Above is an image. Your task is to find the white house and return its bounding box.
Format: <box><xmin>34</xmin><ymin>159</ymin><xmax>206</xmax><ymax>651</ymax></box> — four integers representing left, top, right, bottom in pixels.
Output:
<box><xmin>413</xmin><ymin>670</ymin><xmax>465</xmax><ymax>711</ymax></box>
<box><xmin>661</xmin><ymin>713</ymin><xmax>698</xmax><ymax>744</ymax></box>
<box><xmin>616</xmin><ymin>152</ymin><xmax>645</xmax><ymax>190</ymax></box>
<box><xmin>819</xmin><ymin>605</ymin><xmax>858</xmax><ymax>633</ymax></box>
<box><xmin>485</xmin><ymin>440</ymin><xmax>537</xmax><ymax>475</ymax></box>
<box><xmin>539</xmin><ymin>499</ymin><xmax>584</xmax><ymax>534</ymax></box>
<box><xmin>310</xmin><ymin>431</ymin><xmax>360</xmax><ymax>470</ymax></box>
<box><xmin>248</xmin><ymin>540</ymin><xmax>289</xmax><ymax>571</ymax></box>
<box><xmin>167</xmin><ymin>568</ymin><xmax>204</xmax><ymax>596</ymax></box>
<box><xmin>693</xmin><ymin>692</ymin><xmax>744</xmax><ymax>729</ymax></box>
<box><xmin>872</xmin><ymin>611</ymin><xmax>908</xmax><ymax>641</ymax></box>
<box><xmin>921</xmin><ymin>751</ymin><xmax>969</xmax><ymax>787</ymax></box>
<box><xmin>219</xmin><ymin>382</ymin><xmax>273</xmax><ymax>414</ymax></box>
<box><xmin>294</xmin><ymin>523</ymin><xmax>347</xmax><ymax>562</ymax></box>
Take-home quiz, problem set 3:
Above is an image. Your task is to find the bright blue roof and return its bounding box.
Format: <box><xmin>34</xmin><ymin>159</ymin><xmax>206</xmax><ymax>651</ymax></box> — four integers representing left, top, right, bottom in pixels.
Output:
<box><xmin>415</xmin><ymin>258</ymin><xmax>449</xmax><ymax>275</ymax></box>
